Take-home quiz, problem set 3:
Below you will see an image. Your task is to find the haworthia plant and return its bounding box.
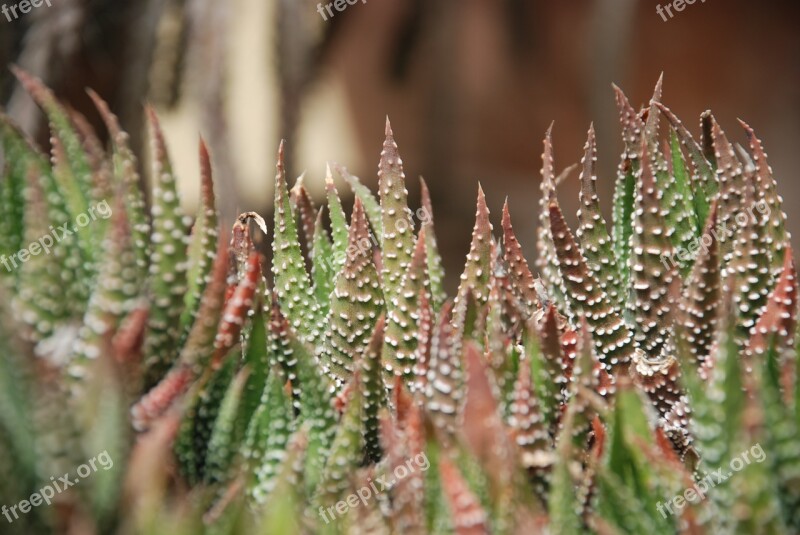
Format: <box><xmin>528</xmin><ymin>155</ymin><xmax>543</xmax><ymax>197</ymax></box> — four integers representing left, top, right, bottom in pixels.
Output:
<box><xmin>0</xmin><ymin>73</ymin><xmax>797</xmax><ymax>534</ymax></box>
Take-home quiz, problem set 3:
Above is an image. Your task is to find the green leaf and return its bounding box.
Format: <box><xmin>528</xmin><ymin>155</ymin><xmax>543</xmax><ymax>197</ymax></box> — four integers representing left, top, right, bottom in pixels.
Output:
<box><xmin>740</xmin><ymin>120</ymin><xmax>789</xmax><ymax>281</ymax></box>
<box><xmin>237</xmin><ymin>301</ymin><xmax>270</xmax><ymax>433</ymax></box>
<box><xmin>87</xmin><ymin>89</ymin><xmax>150</xmax><ymax>274</ymax></box>
<box><xmin>325</xmin><ymin>165</ymin><xmax>350</xmax><ymax>276</ymax></box>
<box><xmin>666</xmin><ymin>128</ymin><xmax>700</xmax><ymax>262</ymax></box>
<box><xmin>13</xmin><ymin>68</ymin><xmax>102</xmax><ymax>256</ymax></box>
<box><xmin>501</xmin><ymin>201</ymin><xmax>540</xmax><ymax>314</ymax></box>
<box><xmin>311</xmin><ymin>208</ymin><xmax>335</xmax><ymax>314</ymax></box>
<box><xmin>320</xmin><ymin>198</ymin><xmax>384</xmax><ymax>385</ymax></box>
<box><xmin>335</xmin><ymin>162</ymin><xmax>383</xmax><ymax>241</ymax></box>
<box><xmin>383</xmin><ymin>230</ymin><xmax>429</xmax><ymax>382</ymax></box>
<box><xmin>378</xmin><ymin>119</ymin><xmax>416</xmax><ymax>305</ymax></box>
<box><xmin>656</xmin><ymin>102</ymin><xmax>717</xmax><ymax>226</ymax></box>
<box><xmin>243</xmin><ymin>365</ymin><xmax>295</xmax><ymax>504</ymax></box>
<box><xmin>181</xmin><ymin>140</ymin><xmax>219</xmax><ymax>334</ymax></box>
<box><xmin>453</xmin><ymin>185</ymin><xmax>492</xmax><ymax>337</ymax></box>
<box><xmin>548</xmin><ymin>196</ymin><xmax>634</xmax><ymax>376</ymax></box>
<box><xmin>631</xmin><ymin>142</ymin><xmax>676</xmax><ymax>356</ymax></box>
<box><xmin>205</xmin><ymin>367</ymin><xmax>250</xmax><ymax>485</ymax></box>
<box><xmin>176</xmin><ymin>355</ymin><xmax>237</xmax><ymax>485</ymax></box>
<box><xmin>537</xmin><ymin>126</ymin><xmax>574</xmax><ymax>320</ymax></box>
<box><xmin>0</xmin><ymin>116</ymin><xmax>33</xmax><ymax>271</ymax></box>
<box><xmin>68</xmin><ymin>202</ymin><xmax>140</xmax><ymax>385</ymax></box>
<box><xmin>729</xmin><ymin>174</ymin><xmax>772</xmax><ymax>346</ymax></box>
<box><xmin>316</xmin><ymin>376</ymin><xmax>365</xmax><ymax>507</ymax></box>
<box><xmin>677</xmin><ymin>202</ymin><xmax>721</xmax><ymax>368</ymax></box>
<box><xmin>420</xmin><ymin>177</ymin><xmax>447</xmax><ymax>310</ymax></box>
<box><xmin>576</xmin><ymin>125</ymin><xmax>623</xmax><ymax>311</ymax></box>
<box><xmin>272</xmin><ymin>142</ymin><xmax>323</xmax><ymax>346</ymax></box>
<box><xmin>360</xmin><ymin>315</ymin><xmax>387</xmax><ymax>463</ymax></box>
<box><xmin>143</xmin><ymin>108</ymin><xmax>190</xmax><ymax>387</ymax></box>
<box><xmin>548</xmin><ymin>407</ymin><xmax>584</xmax><ymax>534</ymax></box>
<box><xmin>610</xmin><ymin>85</ymin><xmax>644</xmax><ymax>296</ymax></box>
<box><xmin>424</xmin><ymin>303</ymin><xmax>464</xmax><ymax>449</ymax></box>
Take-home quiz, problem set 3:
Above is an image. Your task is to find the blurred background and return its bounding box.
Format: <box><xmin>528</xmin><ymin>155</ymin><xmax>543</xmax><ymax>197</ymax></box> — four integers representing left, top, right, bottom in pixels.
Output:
<box><xmin>2</xmin><ymin>0</ymin><xmax>798</xmax><ymax>292</ymax></box>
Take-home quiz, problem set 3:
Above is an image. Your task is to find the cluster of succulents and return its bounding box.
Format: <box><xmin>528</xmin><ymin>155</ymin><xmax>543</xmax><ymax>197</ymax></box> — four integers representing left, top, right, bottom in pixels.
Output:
<box><xmin>0</xmin><ymin>70</ymin><xmax>798</xmax><ymax>534</ymax></box>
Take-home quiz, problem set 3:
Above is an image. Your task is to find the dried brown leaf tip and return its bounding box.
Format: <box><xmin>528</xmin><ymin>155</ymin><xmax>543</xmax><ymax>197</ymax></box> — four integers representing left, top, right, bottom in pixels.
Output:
<box><xmin>229</xmin><ymin>211</ymin><xmax>265</xmax><ymax>277</ymax></box>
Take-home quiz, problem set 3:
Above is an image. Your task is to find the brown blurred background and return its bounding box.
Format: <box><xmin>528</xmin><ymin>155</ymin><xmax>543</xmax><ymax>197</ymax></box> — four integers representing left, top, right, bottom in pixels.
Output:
<box><xmin>2</xmin><ymin>0</ymin><xmax>798</xmax><ymax>292</ymax></box>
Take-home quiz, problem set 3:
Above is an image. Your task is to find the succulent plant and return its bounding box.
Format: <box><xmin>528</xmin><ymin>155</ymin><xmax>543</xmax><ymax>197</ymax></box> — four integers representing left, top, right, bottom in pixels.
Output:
<box><xmin>0</xmin><ymin>71</ymin><xmax>798</xmax><ymax>535</ymax></box>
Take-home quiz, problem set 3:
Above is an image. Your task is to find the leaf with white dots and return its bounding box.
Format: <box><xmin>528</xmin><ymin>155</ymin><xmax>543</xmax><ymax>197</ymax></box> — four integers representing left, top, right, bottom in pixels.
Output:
<box><xmin>88</xmin><ymin>89</ymin><xmax>150</xmax><ymax>273</ymax></box>
<box><xmin>272</xmin><ymin>142</ymin><xmax>323</xmax><ymax>347</ymax></box>
<box><xmin>740</xmin><ymin>119</ymin><xmax>789</xmax><ymax>281</ymax></box>
<box><xmin>425</xmin><ymin>302</ymin><xmax>464</xmax><ymax>449</ymax></box>
<box><xmin>677</xmin><ymin>202</ymin><xmax>721</xmax><ymax>368</ymax></box>
<box><xmin>630</xmin><ymin>140</ymin><xmax>676</xmax><ymax>357</ymax></box>
<box><xmin>320</xmin><ymin>197</ymin><xmax>385</xmax><ymax>386</ymax></box>
<box><xmin>453</xmin><ymin>185</ymin><xmax>492</xmax><ymax>337</ymax></box>
<box><xmin>420</xmin><ymin>177</ymin><xmax>447</xmax><ymax>310</ymax></box>
<box><xmin>142</xmin><ymin>108</ymin><xmax>190</xmax><ymax>387</ymax></box>
<box><xmin>336</xmin><ymin>162</ymin><xmax>383</xmax><ymax>241</ymax></box>
<box><xmin>656</xmin><ymin>102</ymin><xmax>717</xmax><ymax>226</ymax></box>
<box><xmin>576</xmin><ymin>124</ymin><xmax>623</xmax><ymax>311</ymax></box>
<box><xmin>537</xmin><ymin>126</ymin><xmax>573</xmax><ymax>320</ymax></box>
<box><xmin>316</xmin><ymin>374</ymin><xmax>365</xmax><ymax>507</ymax></box>
<box><xmin>378</xmin><ymin>118</ymin><xmax>416</xmax><ymax>306</ymax></box>
<box><xmin>243</xmin><ymin>365</ymin><xmax>295</xmax><ymax>504</ymax></box>
<box><xmin>383</xmin><ymin>229</ymin><xmax>429</xmax><ymax>383</ymax></box>
<box><xmin>548</xmin><ymin>196</ymin><xmax>634</xmax><ymax>377</ymax></box>
<box><xmin>181</xmin><ymin>140</ymin><xmax>219</xmax><ymax>335</ymax></box>
<box><xmin>728</xmin><ymin>172</ymin><xmax>772</xmax><ymax>346</ymax></box>
<box><xmin>326</xmin><ymin>165</ymin><xmax>350</xmax><ymax>276</ymax></box>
